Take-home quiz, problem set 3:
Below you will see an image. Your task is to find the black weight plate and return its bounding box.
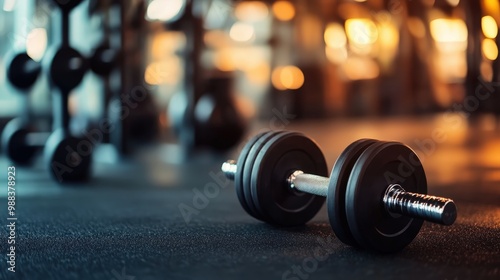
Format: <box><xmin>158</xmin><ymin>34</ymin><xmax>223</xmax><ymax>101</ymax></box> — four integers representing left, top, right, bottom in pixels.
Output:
<box><xmin>47</xmin><ymin>47</ymin><xmax>88</xmax><ymax>93</ymax></box>
<box><xmin>52</xmin><ymin>0</ymin><xmax>84</xmax><ymax>12</ymax></box>
<box><xmin>89</xmin><ymin>44</ymin><xmax>120</xmax><ymax>76</ymax></box>
<box><xmin>43</xmin><ymin>129</ymin><xmax>92</xmax><ymax>184</ymax></box>
<box><xmin>328</xmin><ymin>139</ymin><xmax>379</xmax><ymax>247</ymax></box>
<box><xmin>6</xmin><ymin>53</ymin><xmax>41</xmax><ymax>90</ymax></box>
<box><xmin>234</xmin><ymin>131</ymin><xmax>268</xmax><ymax>219</ymax></box>
<box><xmin>251</xmin><ymin>132</ymin><xmax>328</xmax><ymax>226</ymax></box>
<box><xmin>346</xmin><ymin>141</ymin><xmax>427</xmax><ymax>253</ymax></box>
<box><xmin>1</xmin><ymin>119</ymin><xmax>38</xmax><ymax>165</ymax></box>
<box><xmin>242</xmin><ymin>131</ymin><xmax>284</xmax><ymax>221</ymax></box>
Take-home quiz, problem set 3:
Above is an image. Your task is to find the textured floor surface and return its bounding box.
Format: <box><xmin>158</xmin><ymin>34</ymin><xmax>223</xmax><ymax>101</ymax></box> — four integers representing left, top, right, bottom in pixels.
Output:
<box><xmin>0</xmin><ymin>115</ymin><xmax>499</xmax><ymax>280</ymax></box>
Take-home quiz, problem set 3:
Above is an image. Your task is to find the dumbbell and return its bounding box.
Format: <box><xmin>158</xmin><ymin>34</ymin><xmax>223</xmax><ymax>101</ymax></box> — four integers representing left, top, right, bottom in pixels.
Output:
<box><xmin>193</xmin><ymin>75</ymin><xmax>246</xmax><ymax>150</ymax></box>
<box><xmin>169</xmin><ymin>75</ymin><xmax>246</xmax><ymax>152</ymax></box>
<box><xmin>42</xmin><ymin>0</ymin><xmax>91</xmax><ymax>182</ymax></box>
<box><xmin>1</xmin><ymin>119</ymin><xmax>52</xmax><ymax>165</ymax></box>
<box><xmin>1</xmin><ymin>52</ymin><xmax>44</xmax><ymax>164</ymax></box>
<box><xmin>221</xmin><ymin>131</ymin><xmax>457</xmax><ymax>252</ymax></box>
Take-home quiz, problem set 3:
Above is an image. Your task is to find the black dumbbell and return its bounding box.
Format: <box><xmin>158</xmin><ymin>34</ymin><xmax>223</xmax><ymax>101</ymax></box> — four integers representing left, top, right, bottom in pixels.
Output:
<box><xmin>193</xmin><ymin>75</ymin><xmax>246</xmax><ymax>151</ymax></box>
<box><xmin>6</xmin><ymin>52</ymin><xmax>41</xmax><ymax>90</ymax></box>
<box><xmin>89</xmin><ymin>43</ymin><xmax>120</xmax><ymax>78</ymax></box>
<box><xmin>221</xmin><ymin>131</ymin><xmax>457</xmax><ymax>253</ymax></box>
<box><xmin>169</xmin><ymin>75</ymin><xmax>246</xmax><ymax>152</ymax></box>
<box><xmin>1</xmin><ymin>52</ymin><xmax>44</xmax><ymax>164</ymax></box>
<box><xmin>42</xmin><ymin>0</ymin><xmax>91</xmax><ymax>183</ymax></box>
<box><xmin>1</xmin><ymin>119</ymin><xmax>52</xmax><ymax>165</ymax></box>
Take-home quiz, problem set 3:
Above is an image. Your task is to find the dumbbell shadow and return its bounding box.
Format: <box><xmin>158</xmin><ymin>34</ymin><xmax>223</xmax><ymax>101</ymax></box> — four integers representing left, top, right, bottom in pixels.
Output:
<box><xmin>222</xmin><ymin>131</ymin><xmax>457</xmax><ymax>253</ymax></box>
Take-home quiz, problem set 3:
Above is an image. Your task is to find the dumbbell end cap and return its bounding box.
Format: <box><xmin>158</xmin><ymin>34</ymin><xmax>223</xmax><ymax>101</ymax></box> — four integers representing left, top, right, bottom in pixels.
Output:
<box><xmin>441</xmin><ymin>200</ymin><xmax>457</xmax><ymax>226</ymax></box>
<box><xmin>222</xmin><ymin>160</ymin><xmax>237</xmax><ymax>180</ymax></box>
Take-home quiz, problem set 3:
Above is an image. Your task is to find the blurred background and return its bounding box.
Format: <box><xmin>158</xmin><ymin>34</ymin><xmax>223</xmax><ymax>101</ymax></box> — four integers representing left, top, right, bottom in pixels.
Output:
<box><xmin>0</xmin><ymin>0</ymin><xmax>500</xmax><ymax>157</ymax></box>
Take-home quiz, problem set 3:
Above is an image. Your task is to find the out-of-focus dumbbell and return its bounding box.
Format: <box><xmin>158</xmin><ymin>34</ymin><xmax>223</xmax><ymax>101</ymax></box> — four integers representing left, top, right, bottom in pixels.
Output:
<box><xmin>42</xmin><ymin>0</ymin><xmax>92</xmax><ymax>183</ymax></box>
<box><xmin>1</xmin><ymin>51</ymin><xmax>44</xmax><ymax>165</ymax></box>
<box><xmin>169</xmin><ymin>74</ymin><xmax>246</xmax><ymax>152</ymax></box>
<box><xmin>193</xmin><ymin>75</ymin><xmax>246</xmax><ymax>151</ymax></box>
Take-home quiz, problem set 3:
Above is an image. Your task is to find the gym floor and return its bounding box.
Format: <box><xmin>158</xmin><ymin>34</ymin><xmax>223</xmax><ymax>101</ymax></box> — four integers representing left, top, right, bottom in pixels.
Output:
<box><xmin>1</xmin><ymin>114</ymin><xmax>499</xmax><ymax>280</ymax></box>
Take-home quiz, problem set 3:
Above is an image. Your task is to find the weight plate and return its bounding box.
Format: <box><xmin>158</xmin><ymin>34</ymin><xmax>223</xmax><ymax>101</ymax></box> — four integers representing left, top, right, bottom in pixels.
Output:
<box><xmin>346</xmin><ymin>141</ymin><xmax>427</xmax><ymax>253</ymax></box>
<box><xmin>234</xmin><ymin>132</ymin><xmax>268</xmax><ymax>220</ymax></box>
<box><xmin>89</xmin><ymin>45</ymin><xmax>119</xmax><ymax>77</ymax></box>
<box><xmin>48</xmin><ymin>47</ymin><xmax>88</xmax><ymax>93</ymax></box>
<box><xmin>52</xmin><ymin>0</ymin><xmax>84</xmax><ymax>12</ymax></box>
<box><xmin>43</xmin><ymin>129</ymin><xmax>92</xmax><ymax>183</ymax></box>
<box><xmin>1</xmin><ymin>119</ymin><xmax>38</xmax><ymax>165</ymax></box>
<box><xmin>328</xmin><ymin>139</ymin><xmax>379</xmax><ymax>247</ymax></box>
<box><xmin>251</xmin><ymin>132</ymin><xmax>328</xmax><ymax>226</ymax></box>
<box><xmin>242</xmin><ymin>131</ymin><xmax>284</xmax><ymax>221</ymax></box>
<box><xmin>6</xmin><ymin>52</ymin><xmax>41</xmax><ymax>90</ymax></box>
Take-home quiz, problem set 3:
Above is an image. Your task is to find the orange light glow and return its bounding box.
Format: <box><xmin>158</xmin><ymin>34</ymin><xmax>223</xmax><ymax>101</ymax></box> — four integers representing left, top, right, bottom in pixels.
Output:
<box><xmin>342</xmin><ymin>57</ymin><xmax>379</xmax><ymax>80</ymax></box>
<box><xmin>213</xmin><ymin>48</ymin><xmax>237</xmax><ymax>72</ymax></box>
<box><xmin>325</xmin><ymin>46</ymin><xmax>348</xmax><ymax>64</ymax></box>
<box><xmin>377</xmin><ymin>17</ymin><xmax>399</xmax><ymax>68</ymax></box>
<box><xmin>483</xmin><ymin>0</ymin><xmax>500</xmax><ymax>21</ymax></box>
<box><xmin>151</xmin><ymin>32</ymin><xmax>186</xmax><ymax>60</ymax></box>
<box><xmin>482</xmin><ymin>15</ymin><xmax>498</xmax><ymax>39</ymax></box>
<box><xmin>430</xmin><ymin>19</ymin><xmax>468</xmax><ymax>43</ymax></box>
<box><xmin>204</xmin><ymin>30</ymin><xmax>230</xmax><ymax>49</ymax></box>
<box><xmin>482</xmin><ymin>38</ymin><xmax>499</xmax><ymax>60</ymax></box>
<box><xmin>145</xmin><ymin>58</ymin><xmax>182</xmax><ymax>85</ymax></box>
<box><xmin>430</xmin><ymin>18</ymin><xmax>468</xmax><ymax>52</ymax></box>
<box><xmin>272</xmin><ymin>1</ymin><xmax>295</xmax><ymax>21</ymax></box>
<box><xmin>407</xmin><ymin>17</ymin><xmax>426</xmax><ymax>39</ymax></box>
<box><xmin>246</xmin><ymin>62</ymin><xmax>271</xmax><ymax>84</ymax></box>
<box><xmin>235</xmin><ymin>1</ymin><xmax>269</xmax><ymax>22</ymax></box>
<box><xmin>272</xmin><ymin>66</ymin><xmax>304</xmax><ymax>90</ymax></box>
<box><xmin>345</xmin><ymin>18</ymin><xmax>378</xmax><ymax>45</ymax></box>
<box><xmin>324</xmin><ymin>23</ymin><xmax>347</xmax><ymax>48</ymax></box>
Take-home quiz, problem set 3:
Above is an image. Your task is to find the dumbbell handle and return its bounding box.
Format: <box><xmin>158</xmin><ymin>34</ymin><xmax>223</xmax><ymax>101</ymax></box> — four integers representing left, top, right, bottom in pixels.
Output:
<box><xmin>222</xmin><ymin>161</ymin><xmax>457</xmax><ymax>226</ymax></box>
<box><xmin>25</xmin><ymin>132</ymin><xmax>52</xmax><ymax>147</ymax></box>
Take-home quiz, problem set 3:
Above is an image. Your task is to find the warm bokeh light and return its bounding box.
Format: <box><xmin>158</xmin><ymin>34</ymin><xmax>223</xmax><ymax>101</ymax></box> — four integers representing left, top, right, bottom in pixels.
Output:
<box><xmin>26</xmin><ymin>28</ymin><xmax>47</xmax><ymax>62</ymax></box>
<box><xmin>272</xmin><ymin>66</ymin><xmax>304</xmax><ymax>90</ymax></box>
<box><xmin>324</xmin><ymin>23</ymin><xmax>347</xmax><ymax>48</ymax></box>
<box><xmin>245</xmin><ymin>62</ymin><xmax>271</xmax><ymax>84</ymax></box>
<box><xmin>229</xmin><ymin>22</ymin><xmax>255</xmax><ymax>43</ymax></box>
<box><xmin>377</xmin><ymin>16</ymin><xmax>399</xmax><ymax>68</ymax></box>
<box><xmin>325</xmin><ymin>46</ymin><xmax>348</xmax><ymax>64</ymax></box>
<box><xmin>151</xmin><ymin>32</ymin><xmax>186</xmax><ymax>60</ymax></box>
<box><xmin>481</xmin><ymin>16</ymin><xmax>498</xmax><ymax>39</ymax></box>
<box><xmin>345</xmin><ymin>18</ymin><xmax>378</xmax><ymax>45</ymax></box>
<box><xmin>204</xmin><ymin>30</ymin><xmax>230</xmax><ymax>49</ymax></box>
<box><xmin>482</xmin><ymin>38</ymin><xmax>499</xmax><ymax>60</ymax></box>
<box><xmin>146</xmin><ymin>0</ymin><xmax>185</xmax><ymax>22</ymax></box>
<box><xmin>145</xmin><ymin>58</ymin><xmax>182</xmax><ymax>85</ymax></box>
<box><xmin>235</xmin><ymin>1</ymin><xmax>269</xmax><ymax>22</ymax></box>
<box><xmin>213</xmin><ymin>48</ymin><xmax>237</xmax><ymax>72</ymax></box>
<box><xmin>407</xmin><ymin>17</ymin><xmax>426</xmax><ymax>39</ymax></box>
<box><xmin>430</xmin><ymin>19</ymin><xmax>468</xmax><ymax>43</ymax></box>
<box><xmin>342</xmin><ymin>57</ymin><xmax>379</xmax><ymax>80</ymax></box>
<box><xmin>430</xmin><ymin>18</ymin><xmax>468</xmax><ymax>52</ymax></box>
<box><xmin>272</xmin><ymin>1</ymin><xmax>295</xmax><ymax>21</ymax></box>
<box><xmin>446</xmin><ymin>0</ymin><xmax>460</xmax><ymax>7</ymax></box>
<box><xmin>433</xmin><ymin>52</ymin><xmax>467</xmax><ymax>81</ymax></box>
<box><xmin>483</xmin><ymin>0</ymin><xmax>500</xmax><ymax>21</ymax></box>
